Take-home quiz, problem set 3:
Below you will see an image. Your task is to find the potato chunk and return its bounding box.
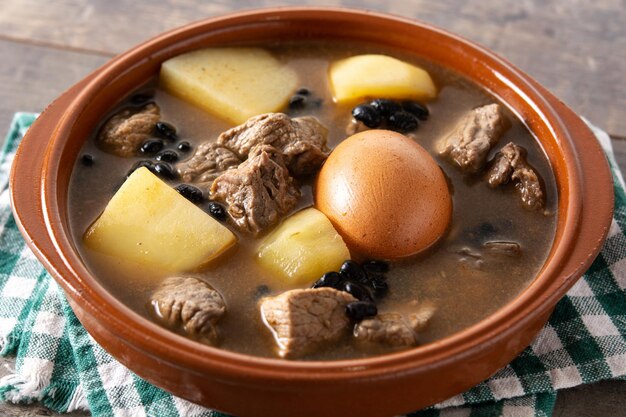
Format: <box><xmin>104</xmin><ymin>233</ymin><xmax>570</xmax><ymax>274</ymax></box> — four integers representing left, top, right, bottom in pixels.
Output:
<box><xmin>329</xmin><ymin>54</ymin><xmax>437</xmax><ymax>103</ymax></box>
<box><xmin>84</xmin><ymin>167</ymin><xmax>236</xmax><ymax>272</ymax></box>
<box><xmin>160</xmin><ymin>47</ymin><xmax>299</xmax><ymax>124</ymax></box>
<box><xmin>257</xmin><ymin>208</ymin><xmax>350</xmax><ymax>285</ymax></box>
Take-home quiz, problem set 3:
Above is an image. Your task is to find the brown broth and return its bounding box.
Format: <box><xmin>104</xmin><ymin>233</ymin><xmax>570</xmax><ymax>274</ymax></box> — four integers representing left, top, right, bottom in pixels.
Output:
<box><xmin>67</xmin><ymin>41</ymin><xmax>557</xmax><ymax>360</ymax></box>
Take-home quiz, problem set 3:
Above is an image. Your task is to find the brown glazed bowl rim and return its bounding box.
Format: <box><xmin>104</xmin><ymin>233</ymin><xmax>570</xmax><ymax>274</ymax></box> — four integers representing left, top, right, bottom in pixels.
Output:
<box><xmin>10</xmin><ymin>6</ymin><xmax>614</xmax><ymax>410</ymax></box>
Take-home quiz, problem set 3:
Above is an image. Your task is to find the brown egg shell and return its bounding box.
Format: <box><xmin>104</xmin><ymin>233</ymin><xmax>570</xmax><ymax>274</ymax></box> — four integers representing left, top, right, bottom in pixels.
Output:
<box><xmin>315</xmin><ymin>130</ymin><xmax>452</xmax><ymax>259</ymax></box>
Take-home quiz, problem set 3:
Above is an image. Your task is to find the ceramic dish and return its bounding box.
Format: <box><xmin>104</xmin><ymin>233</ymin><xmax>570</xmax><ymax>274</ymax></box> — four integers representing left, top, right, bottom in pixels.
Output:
<box><xmin>9</xmin><ymin>8</ymin><xmax>614</xmax><ymax>417</ymax></box>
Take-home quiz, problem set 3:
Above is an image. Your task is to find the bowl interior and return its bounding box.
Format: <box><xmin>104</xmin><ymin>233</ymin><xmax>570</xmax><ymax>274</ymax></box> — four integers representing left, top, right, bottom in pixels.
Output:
<box><xmin>38</xmin><ymin>5</ymin><xmax>584</xmax><ymax>381</ymax></box>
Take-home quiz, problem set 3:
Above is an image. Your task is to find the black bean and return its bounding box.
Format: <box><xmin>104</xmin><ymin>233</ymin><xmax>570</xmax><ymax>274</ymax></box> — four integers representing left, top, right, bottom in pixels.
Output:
<box><xmin>356</xmin><ymin>275</ymin><xmax>372</xmax><ymax>287</ymax></box>
<box><xmin>370</xmin><ymin>99</ymin><xmax>402</xmax><ymax>118</ymax></box>
<box><xmin>362</xmin><ymin>260</ymin><xmax>390</xmax><ymax>274</ymax></box>
<box><xmin>254</xmin><ymin>285</ymin><xmax>271</xmax><ymax>300</ymax></box>
<box><xmin>81</xmin><ymin>154</ymin><xmax>94</xmax><ymax>166</ymax></box>
<box><xmin>342</xmin><ymin>281</ymin><xmax>374</xmax><ymax>303</ymax></box>
<box><xmin>312</xmin><ymin>271</ymin><xmax>344</xmax><ymax>289</ymax></box>
<box><xmin>140</xmin><ymin>138</ymin><xmax>164</xmax><ymax>154</ymax></box>
<box><xmin>127</xmin><ymin>160</ymin><xmax>156</xmax><ymax>177</ymax></box>
<box><xmin>153</xmin><ymin>161</ymin><xmax>176</xmax><ymax>179</ymax></box>
<box><xmin>175</xmin><ymin>184</ymin><xmax>203</xmax><ymax>203</ymax></box>
<box><xmin>365</xmin><ymin>271</ymin><xmax>386</xmax><ymax>282</ymax></box>
<box><xmin>154</xmin><ymin>121</ymin><xmax>178</xmax><ymax>140</ymax></box>
<box><xmin>156</xmin><ymin>150</ymin><xmax>179</xmax><ymax>163</ymax></box>
<box><xmin>339</xmin><ymin>260</ymin><xmax>367</xmax><ymax>283</ymax></box>
<box><xmin>387</xmin><ymin>110</ymin><xmax>419</xmax><ymax>132</ymax></box>
<box><xmin>369</xmin><ymin>275</ymin><xmax>389</xmax><ymax>298</ymax></box>
<box><xmin>288</xmin><ymin>94</ymin><xmax>307</xmax><ymax>109</ymax></box>
<box><xmin>402</xmin><ymin>101</ymin><xmax>429</xmax><ymax>120</ymax></box>
<box><xmin>479</xmin><ymin>222</ymin><xmax>498</xmax><ymax>235</ymax></box>
<box><xmin>177</xmin><ymin>141</ymin><xmax>191</xmax><ymax>152</ymax></box>
<box><xmin>465</xmin><ymin>222</ymin><xmax>498</xmax><ymax>243</ymax></box>
<box><xmin>349</xmin><ymin>269</ymin><xmax>372</xmax><ymax>287</ymax></box>
<box><xmin>346</xmin><ymin>301</ymin><xmax>378</xmax><ymax>321</ymax></box>
<box><xmin>207</xmin><ymin>202</ymin><xmax>227</xmax><ymax>221</ymax></box>
<box><xmin>130</xmin><ymin>92</ymin><xmax>154</xmax><ymax>106</ymax></box>
<box><xmin>351</xmin><ymin>104</ymin><xmax>382</xmax><ymax>128</ymax></box>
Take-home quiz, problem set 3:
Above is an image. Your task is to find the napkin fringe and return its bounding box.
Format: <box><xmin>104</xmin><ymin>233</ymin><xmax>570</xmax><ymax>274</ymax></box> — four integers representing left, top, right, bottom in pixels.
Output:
<box><xmin>0</xmin><ymin>371</ymin><xmax>88</xmax><ymax>412</ymax></box>
<box><xmin>0</xmin><ymin>334</ymin><xmax>19</xmax><ymax>356</ymax></box>
<box><xmin>0</xmin><ymin>371</ymin><xmax>44</xmax><ymax>404</ymax></box>
<box><xmin>42</xmin><ymin>380</ymin><xmax>89</xmax><ymax>412</ymax></box>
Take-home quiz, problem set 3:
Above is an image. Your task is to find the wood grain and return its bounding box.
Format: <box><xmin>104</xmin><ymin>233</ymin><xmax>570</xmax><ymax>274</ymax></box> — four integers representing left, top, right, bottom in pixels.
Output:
<box><xmin>0</xmin><ymin>361</ymin><xmax>89</xmax><ymax>417</ymax></box>
<box><xmin>0</xmin><ymin>0</ymin><xmax>624</xmax><ymax>136</ymax></box>
<box><xmin>0</xmin><ymin>40</ymin><xmax>107</xmax><ymax>136</ymax></box>
<box><xmin>554</xmin><ymin>380</ymin><xmax>626</xmax><ymax>417</ymax></box>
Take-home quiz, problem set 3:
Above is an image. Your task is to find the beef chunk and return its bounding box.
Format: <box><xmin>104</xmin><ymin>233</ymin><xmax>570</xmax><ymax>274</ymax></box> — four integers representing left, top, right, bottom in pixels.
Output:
<box><xmin>177</xmin><ymin>142</ymin><xmax>242</xmax><ymax>186</ymax></box>
<box><xmin>217</xmin><ymin>113</ymin><xmax>329</xmax><ymax>176</ymax></box>
<box><xmin>98</xmin><ymin>103</ymin><xmax>160</xmax><ymax>157</ymax></box>
<box><xmin>150</xmin><ymin>276</ymin><xmax>226</xmax><ymax>344</ymax></box>
<box><xmin>177</xmin><ymin>113</ymin><xmax>328</xmax><ymax>233</ymax></box>
<box><xmin>355</xmin><ymin>313</ymin><xmax>417</xmax><ymax>347</ymax></box>
<box><xmin>440</xmin><ymin>103</ymin><xmax>509</xmax><ymax>173</ymax></box>
<box><xmin>487</xmin><ymin>142</ymin><xmax>545</xmax><ymax>210</ymax></box>
<box><xmin>210</xmin><ymin>145</ymin><xmax>300</xmax><ymax>235</ymax></box>
<box><xmin>487</xmin><ymin>145</ymin><xmax>516</xmax><ymax>187</ymax></box>
<box><xmin>260</xmin><ymin>288</ymin><xmax>357</xmax><ymax>358</ymax></box>
<box><xmin>513</xmin><ymin>165</ymin><xmax>544</xmax><ymax>210</ymax></box>
<box><xmin>354</xmin><ymin>305</ymin><xmax>434</xmax><ymax>347</ymax></box>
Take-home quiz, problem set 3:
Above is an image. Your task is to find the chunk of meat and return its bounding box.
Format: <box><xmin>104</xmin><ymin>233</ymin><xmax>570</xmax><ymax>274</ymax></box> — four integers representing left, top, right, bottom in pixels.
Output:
<box><xmin>210</xmin><ymin>145</ymin><xmax>300</xmax><ymax>235</ymax></box>
<box><xmin>260</xmin><ymin>288</ymin><xmax>357</xmax><ymax>358</ymax></box>
<box><xmin>177</xmin><ymin>142</ymin><xmax>242</xmax><ymax>186</ymax></box>
<box><xmin>513</xmin><ymin>165</ymin><xmax>544</xmax><ymax>210</ymax></box>
<box><xmin>217</xmin><ymin>113</ymin><xmax>329</xmax><ymax>176</ymax></box>
<box><xmin>487</xmin><ymin>145</ymin><xmax>516</xmax><ymax>187</ymax></box>
<box><xmin>98</xmin><ymin>103</ymin><xmax>160</xmax><ymax>157</ymax></box>
<box><xmin>410</xmin><ymin>303</ymin><xmax>436</xmax><ymax>332</ymax></box>
<box><xmin>439</xmin><ymin>103</ymin><xmax>509</xmax><ymax>173</ymax></box>
<box><xmin>486</xmin><ymin>142</ymin><xmax>545</xmax><ymax>210</ymax></box>
<box><xmin>354</xmin><ymin>305</ymin><xmax>435</xmax><ymax>347</ymax></box>
<box><xmin>354</xmin><ymin>313</ymin><xmax>416</xmax><ymax>347</ymax></box>
<box><xmin>150</xmin><ymin>276</ymin><xmax>226</xmax><ymax>344</ymax></box>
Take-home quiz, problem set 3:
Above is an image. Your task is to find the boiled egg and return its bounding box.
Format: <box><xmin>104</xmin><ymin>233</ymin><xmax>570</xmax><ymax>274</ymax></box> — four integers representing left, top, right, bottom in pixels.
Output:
<box><xmin>315</xmin><ymin>130</ymin><xmax>452</xmax><ymax>259</ymax></box>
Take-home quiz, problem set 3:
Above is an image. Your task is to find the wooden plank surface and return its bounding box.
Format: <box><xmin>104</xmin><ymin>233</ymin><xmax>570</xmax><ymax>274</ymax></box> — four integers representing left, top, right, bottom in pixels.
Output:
<box><xmin>0</xmin><ymin>0</ymin><xmax>625</xmax><ymax>137</ymax></box>
<box><xmin>0</xmin><ymin>40</ymin><xmax>108</xmax><ymax>135</ymax></box>
<box><xmin>0</xmin><ymin>1</ymin><xmax>625</xmax><ymax>416</ymax></box>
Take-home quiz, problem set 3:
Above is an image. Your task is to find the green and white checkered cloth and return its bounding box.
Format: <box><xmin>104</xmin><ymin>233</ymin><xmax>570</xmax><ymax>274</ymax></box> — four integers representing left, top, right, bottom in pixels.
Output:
<box><xmin>0</xmin><ymin>113</ymin><xmax>625</xmax><ymax>417</ymax></box>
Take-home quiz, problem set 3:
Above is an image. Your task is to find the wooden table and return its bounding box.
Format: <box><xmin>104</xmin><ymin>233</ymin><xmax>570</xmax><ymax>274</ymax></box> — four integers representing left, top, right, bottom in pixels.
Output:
<box><xmin>0</xmin><ymin>1</ymin><xmax>624</xmax><ymax>416</ymax></box>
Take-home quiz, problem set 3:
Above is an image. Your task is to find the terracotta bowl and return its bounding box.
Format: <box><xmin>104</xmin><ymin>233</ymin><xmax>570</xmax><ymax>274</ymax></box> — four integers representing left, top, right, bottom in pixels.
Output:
<box><xmin>9</xmin><ymin>8</ymin><xmax>614</xmax><ymax>417</ymax></box>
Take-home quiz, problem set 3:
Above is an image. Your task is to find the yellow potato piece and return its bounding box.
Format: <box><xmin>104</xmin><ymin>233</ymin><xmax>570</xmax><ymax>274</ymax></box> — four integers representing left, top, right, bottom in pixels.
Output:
<box><xmin>257</xmin><ymin>208</ymin><xmax>350</xmax><ymax>285</ymax></box>
<box><xmin>329</xmin><ymin>54</ymin><xmax>437</xmax><ymax>103</ymax></box>
<box><xmin>84</xmin><ymin>167</ymin><xmax>236</xmax><ymax>272</ymax></box>
<box><xmin>160</xmin><ymin>47</ymin><xmax>299</xmax><ymax>124</ymax></box>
